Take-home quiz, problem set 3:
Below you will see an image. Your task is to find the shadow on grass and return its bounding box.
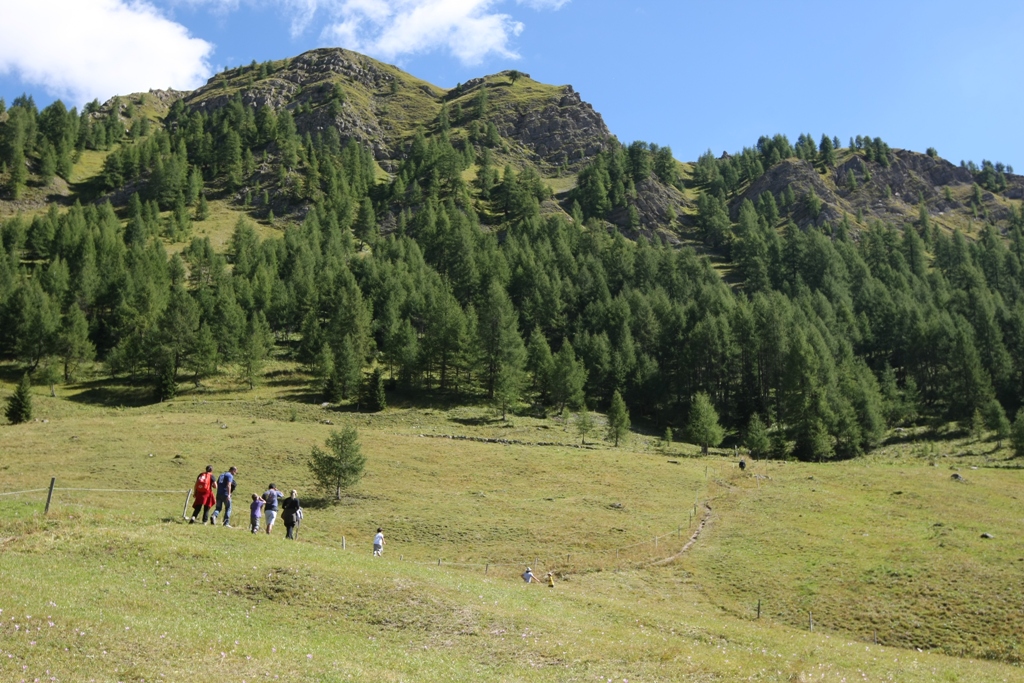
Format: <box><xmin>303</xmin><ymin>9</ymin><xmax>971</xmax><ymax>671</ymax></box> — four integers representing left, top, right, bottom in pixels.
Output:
<box><xmin>65</xmin><ymin>378</ymin><xmax>156</xmax><ymax>408</ymax></box>
<box><xmin>300</xmin><ymin>492</ymin><xmax>375</xmax><ymax>510</ymax></box>
<box><xmin>448</xmin><ymin>415</ymin><xmax>502</xmax><ymax>427</ymax></box>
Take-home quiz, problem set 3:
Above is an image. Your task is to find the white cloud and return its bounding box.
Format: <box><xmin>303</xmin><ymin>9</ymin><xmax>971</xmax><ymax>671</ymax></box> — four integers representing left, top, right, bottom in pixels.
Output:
<box><xmin>181</xmin><ymin>0</ymin><xmax>568</xmax><ymax>65</ymax></box>
<box><xmin>321</xmin><ymin>0</ymin><xmax>525</xmax><ymax>64</ymax></box>
<box><xmin>516</xmin><ymin>0</ymin><xmax>569</xmax><ymax>9</ymax></box>
<box><xmin>0</xmin><ymin>0</ymin><xmax>213</xmax><ymax>105</ymax></box>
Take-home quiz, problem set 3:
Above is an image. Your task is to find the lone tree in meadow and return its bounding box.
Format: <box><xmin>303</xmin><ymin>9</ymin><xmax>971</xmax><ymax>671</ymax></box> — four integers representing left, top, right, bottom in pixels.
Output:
<box><xmin>606</xmin><ymin>390</ymin><xmax>630</xmax><ymax>446</ymax></box>
<box><xmin>745</xmin><ymin>414</ymin><xmax>770</xmax><ymax>460</ymax></box>
<box><xmin>308</xmin><ymin>426</ymin><xmax>366</xmax><ymax>500</ymax></box>
<box><xmin>575</xmin><ymin>406</ymin><xmax>594</xmax><ymax>445</ymax></box>
<box><xmin>687</xmin><ymin>391</ymin><xmax>724</xmax><ymax>455</ymax></box>
<box><xmin>5</xmin><ymin>373</ymin><xmax>33</xmax><ymax>424</ymax></box>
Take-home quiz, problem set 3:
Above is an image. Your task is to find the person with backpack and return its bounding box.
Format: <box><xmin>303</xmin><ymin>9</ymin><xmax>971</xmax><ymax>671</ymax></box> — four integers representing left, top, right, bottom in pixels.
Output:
<box><xmin>189</xmin><ymin>465</ymin><xmax>216</xmax><ymax>524</ymax></box>
<box><xmin>210</xmin><ymin>467</ymin><xmax>238</xmax><ymax>527</ymax></box>
<box><xmin>282</xmin><ymin>490</ymin><xmax>302</xmax><ymax>540</ymax></box>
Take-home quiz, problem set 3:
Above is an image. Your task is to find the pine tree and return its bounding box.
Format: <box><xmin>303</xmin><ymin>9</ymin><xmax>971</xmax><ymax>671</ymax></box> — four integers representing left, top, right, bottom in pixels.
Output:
<box><xmin>355</xmin><ymin>197</ymin><xmax>377</xmax><ymax>244</ymax></box>
<box><xmin>333</xmin><ymin>335</ymin><xmax>363</xmax><ymax>399</ymax></box>
<box><xmin>312</xmin><ymin>343</ymin><xmax>336</xmax><ymax>400</ymax></box>
<box><xmin>745</xmin><ymin>414</ymin><xmax>770</xmax><ymax>459</ymax></box>
<box><xmin>308</xmin><ymin>427</ymin><xmax>365</xmax><ymax>500</ymax></box>
<box><xmin>818</xmin><ymin>134</ymin><xmax>836</xmax><ymax>167</ymax></box>
<box><xmin>8</xmin><ymin>148</ymin><xmax>27</xmax><ymax>199</ymax></box>
<box><xmin>575</xmin><ymin>407</ymin><xmax>594</xmax><ymax>445</ymax></box>
<box><xmin>606</xmin><ymin>390</ymin><xmax>630</xmax><ymax>446</ymax></box>
<box><xmin>37</xmin><ymin>359</ymin><xmax>61</xmax><ymax>398</ymax></box>
<box><xmin>195</xmin><ymin>194</ymin><xmax>210</xmax><ymax>221</ymax></box>
<box><xmin>970</xmin><ymin>408</ymin><xmax>986</xmax><ymax>442</ymax></box>
<box><xmin>155</xmin><ymin>359</ymin><xmax>177</xmax><ymax>402</ymax></box>
<box><xmin>360</xmin><ymin>368</ymin><xmax>387</xmax><ymax>412</ymax></box>
<box><xmin>985</xmin><ymin>400</ymin><xmax>1011</xmax><ymax>447</ymax></box>
<box><xmin>687</xmin><ymin>391</ymin><xmax>724</xmax><ymax>455</ymax></box>
<box><xmin>57</xmin><ymin>304</ymin><xmax>95</xmax><ymax>382</ymax></box>
<box><xmin>5</xmin><ymin>373</ymin><xmax>33</xmax><ymax>424</ymax></box>
<box><xmin>238</xmin><ymin>313</ymin><xmax>272</xmax><ymax>390</ymax></box>
<box><xmin>526</xmin><ymin>327</ymin><xmax>554</xmax><ymax>402</ymax></box>
<box><xmin>549</xmin><ymin>340</ymin><xmax>587</xmax><ymax>413</ymax></box>
<box><xmin>477</xmin><ymin>280</ymin><xmax>526</xmax><ymax>401</ymax></box>
<box><xmin>187</xmin><ymin>323</ymin><xmax>219</xmax><ymax>384</ymax></box>
<box><xmin>39</xmin><ymin>140</ymin><xmax>57</xmax><ymax>185</ymax></box>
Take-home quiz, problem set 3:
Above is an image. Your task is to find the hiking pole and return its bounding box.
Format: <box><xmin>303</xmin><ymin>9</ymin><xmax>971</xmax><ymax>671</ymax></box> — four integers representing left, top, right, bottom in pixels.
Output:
<box><xmin>181</xmin><ymin>489</ymin><xmax>192</xmax><ymax>519</ymax></box>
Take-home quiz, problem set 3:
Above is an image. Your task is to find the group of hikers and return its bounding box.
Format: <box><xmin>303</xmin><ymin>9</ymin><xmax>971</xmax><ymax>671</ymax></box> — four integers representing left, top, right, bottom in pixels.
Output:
<box><xmin>189</xmin><ymin>467</ymin><xmax>547</xmax><ymax>580</ymax></box>
<box><xmin>189</xmin><ymin>466</ymin><xmax>385</xmax><ymax>552</ymax></box>
<box><xmin>189</xmin><ymin>465</ymin><xmax>303</xmax><ymax>539</ymax></box>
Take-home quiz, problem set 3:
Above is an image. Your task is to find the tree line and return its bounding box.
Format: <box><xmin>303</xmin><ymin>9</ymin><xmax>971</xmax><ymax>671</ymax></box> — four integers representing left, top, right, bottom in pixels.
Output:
<box><xmin>2</xmin><ymin>93</ymin><xmax>1024</xmax><ymax>458</ymax></box>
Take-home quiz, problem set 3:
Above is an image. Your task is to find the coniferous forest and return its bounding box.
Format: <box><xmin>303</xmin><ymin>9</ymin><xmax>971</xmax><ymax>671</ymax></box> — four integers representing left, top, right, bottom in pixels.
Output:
<box><xmin>2</xmin><ymin>51</ymin><xmax>1024</xmax><ymax>461</ymax></box>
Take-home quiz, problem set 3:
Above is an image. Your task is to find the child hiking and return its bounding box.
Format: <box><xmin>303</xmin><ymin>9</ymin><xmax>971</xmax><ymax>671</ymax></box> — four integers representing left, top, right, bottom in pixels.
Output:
<box><xmin>249</xmin><ymin>493</ymin><xmax>265</xmax><ymax>533</ymax></box>
<box><xmin>373</xmin><ymin>528</ymin><xmax>385</xmax><ymax>556</ymax></box>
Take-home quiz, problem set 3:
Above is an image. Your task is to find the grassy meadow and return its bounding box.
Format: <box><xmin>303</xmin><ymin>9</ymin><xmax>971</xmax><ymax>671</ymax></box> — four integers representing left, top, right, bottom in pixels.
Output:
<box><xmin>1</xmin><ymin>365</ymin><xmax>1022</xmax><ymax>682</ymax></box>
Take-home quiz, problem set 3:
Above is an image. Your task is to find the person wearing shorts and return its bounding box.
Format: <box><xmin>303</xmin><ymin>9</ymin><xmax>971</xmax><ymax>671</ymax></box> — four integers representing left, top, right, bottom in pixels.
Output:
<box><xmin>373</xmin><ymin>528</ymin><xmax>385</xmax><ymax>556</ymax></box>
<box><xmin>262</xmin><ymin>484</ymin><xmax>283</xmax><ymax>535</ymax></box>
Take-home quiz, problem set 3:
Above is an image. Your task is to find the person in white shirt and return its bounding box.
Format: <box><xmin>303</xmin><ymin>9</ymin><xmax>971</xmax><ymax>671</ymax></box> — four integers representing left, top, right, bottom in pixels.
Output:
<box><xmin>373</xmin><ymin>527</ymin><xmax>385</xmax><ymax>556</ymax></box>
<box><xmin>521</xmin><ymin>567</ymin><xmax>537</xmax><ymax>583</ymax></box>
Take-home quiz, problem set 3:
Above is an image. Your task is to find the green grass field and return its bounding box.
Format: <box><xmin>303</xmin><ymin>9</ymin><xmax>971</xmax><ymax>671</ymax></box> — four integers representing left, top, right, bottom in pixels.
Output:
<box><xmin>1</xmin><ymin>365</ymin><xmax>1022</xmax><ymax>682</ymax></box>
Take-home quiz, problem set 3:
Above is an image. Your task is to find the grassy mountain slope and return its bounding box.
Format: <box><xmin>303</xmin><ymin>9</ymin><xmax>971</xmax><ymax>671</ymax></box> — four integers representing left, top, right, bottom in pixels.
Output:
<box><xmin>0</xmin><ymin>370</ymin><xmax>1022</xmax><ymax>680</ymax></box>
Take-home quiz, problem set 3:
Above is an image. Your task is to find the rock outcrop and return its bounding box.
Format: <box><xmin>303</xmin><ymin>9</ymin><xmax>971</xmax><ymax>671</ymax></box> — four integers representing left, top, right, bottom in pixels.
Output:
<box><xmin>491</xmin><ymin>85</ymin><xmax>612</xmax><ymax>169</ymax></box>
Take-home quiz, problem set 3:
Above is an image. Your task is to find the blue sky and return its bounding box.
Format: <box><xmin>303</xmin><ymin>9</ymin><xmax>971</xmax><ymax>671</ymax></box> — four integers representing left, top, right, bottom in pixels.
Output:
<box><xmin>2</xmin><ymin>0</ymin><xmax>1022</xmax><ymax>168</ymax></box>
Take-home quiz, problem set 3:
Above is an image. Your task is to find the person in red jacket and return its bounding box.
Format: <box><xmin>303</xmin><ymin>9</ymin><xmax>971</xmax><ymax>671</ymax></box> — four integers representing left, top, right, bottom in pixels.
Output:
<box><xmin>189</xmin><ymin>465</ymin><xmax>217</xmax><ymax>524</ymax></box>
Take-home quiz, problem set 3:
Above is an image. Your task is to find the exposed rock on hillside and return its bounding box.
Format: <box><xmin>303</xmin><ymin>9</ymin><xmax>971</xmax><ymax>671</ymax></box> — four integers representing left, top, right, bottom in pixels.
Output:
<box><xmin>491</xmin><ymin>84</ymin><xmax>612</xmax><ymax>169</ymax></box>
<box><xmin>181</xmin><ymin>49</ymin><xmax>612</xmax><ymax>172</ymax></box>
<box><xmin>607</xmin><ymin>177</ymin><xmax>689</xmax><ymax>235</ymax></box>
<box><xmin>730</xmin><ymin>148</ymin><xmax>1023</xmax><ymax>234</ymax></box>
<box><xmin>737</xmin><ymin>159</ymin><xmax>845</xmax><ymax>228</ymax></box>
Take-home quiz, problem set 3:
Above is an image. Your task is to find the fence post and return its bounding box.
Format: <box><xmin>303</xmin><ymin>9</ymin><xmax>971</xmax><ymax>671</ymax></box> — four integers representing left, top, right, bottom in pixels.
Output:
<box><xmin>343</xmin><ymin>536</ymin><xmax>346</xmax><ymax>550</ymax></box>
<box><xmin>485</xmin><ymin>563</ymin><xmax>489</xmax><ymax>575</ymax></box>
<box><xmin>757</xmin><ymin>599</ymin><xmax>761</xmax><ymax>619</ymax></box>
<box><xmin>438</xmin><ymin>558</ymin><xmax>441</xmax><ymax>566</ymax></box>
<box><xmin>809</xmin><ymin>612</ymin><xmax>813</xmax><ymax>632</ymax></box>
<box><xmin>180</xmin><ymin>489</ymin><xmax>192</xmax><ymax>519</ymax></box>
<box><xmin>44</xmin><ymin>478</ymin><xmax>56</xmax><ymax>515</ymax></box>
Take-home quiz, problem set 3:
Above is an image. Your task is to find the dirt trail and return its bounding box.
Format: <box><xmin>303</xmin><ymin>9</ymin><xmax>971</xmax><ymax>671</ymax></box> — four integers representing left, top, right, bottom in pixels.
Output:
<box><xmin>650</xmin><ymin>501</ymin><xmax>712</xmax><ymax>566</ymax></box>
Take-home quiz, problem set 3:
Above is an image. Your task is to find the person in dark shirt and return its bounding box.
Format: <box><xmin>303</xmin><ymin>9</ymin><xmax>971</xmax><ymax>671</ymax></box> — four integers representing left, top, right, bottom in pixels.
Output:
<box><xmin>262</xmin><ymin>484</ymin><xmax>284</xmax><ymax>535</ymax></box>
<box><xmin>282</xmin><ymin>490</ymin><xmax>302</xmax><ymax>540</ymax></box>
<box><xmin>211</xmin><ymin>467</ymin><xmax>237</xmax><ymax>527</ymax></box>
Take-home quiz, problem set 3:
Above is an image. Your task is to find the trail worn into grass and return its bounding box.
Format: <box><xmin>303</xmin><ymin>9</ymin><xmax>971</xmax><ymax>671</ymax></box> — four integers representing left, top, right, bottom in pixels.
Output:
<box><xmin>650</xmin><ymin>502</ymin><xmax>713</xmax><ymax>566</ymax></box>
